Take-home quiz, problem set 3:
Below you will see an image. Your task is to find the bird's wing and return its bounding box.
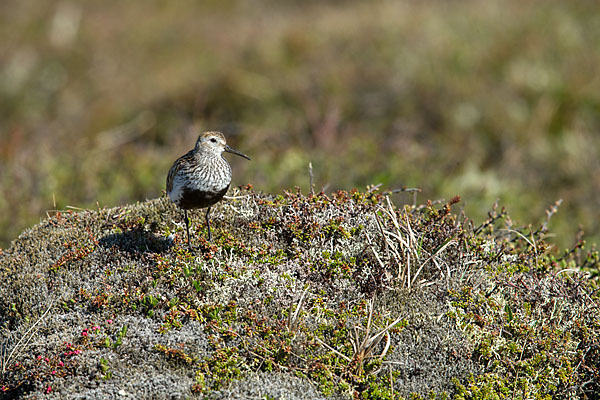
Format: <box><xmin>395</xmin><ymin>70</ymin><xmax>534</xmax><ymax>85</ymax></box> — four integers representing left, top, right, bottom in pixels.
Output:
<box><xmin>166</xmin><ymin>150</ymin><xmax>194</xmax><ymax>192</ymax></box>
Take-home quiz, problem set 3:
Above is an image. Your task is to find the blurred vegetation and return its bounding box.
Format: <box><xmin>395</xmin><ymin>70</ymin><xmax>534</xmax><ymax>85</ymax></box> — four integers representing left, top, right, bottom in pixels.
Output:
<box><xmin>1</xmin><ymin>0</ymin><xmax>599</xmax><ymax>249</ymax></box>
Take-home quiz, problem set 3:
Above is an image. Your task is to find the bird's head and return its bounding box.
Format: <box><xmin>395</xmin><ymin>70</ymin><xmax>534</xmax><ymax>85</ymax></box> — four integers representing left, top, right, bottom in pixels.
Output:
<box><xmin>195</xmin><ymin>131</ymin><xmax>251</xmax><ymax>160</ymax></box>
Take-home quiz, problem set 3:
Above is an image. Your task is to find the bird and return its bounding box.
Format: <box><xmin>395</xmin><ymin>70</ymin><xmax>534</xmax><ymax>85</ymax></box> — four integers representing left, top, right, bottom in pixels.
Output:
<box><xmin>166</xmin><ymin>131</ymin><xmax>250</xmax><ymax>251</ymax></box>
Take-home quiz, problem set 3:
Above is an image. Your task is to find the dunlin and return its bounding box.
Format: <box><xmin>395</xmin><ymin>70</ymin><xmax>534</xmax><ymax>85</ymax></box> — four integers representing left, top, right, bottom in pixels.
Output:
<box><xmin>166</xmin><ymin>131</ymin><xmax>250</xmax><ymax>250</ymax></box>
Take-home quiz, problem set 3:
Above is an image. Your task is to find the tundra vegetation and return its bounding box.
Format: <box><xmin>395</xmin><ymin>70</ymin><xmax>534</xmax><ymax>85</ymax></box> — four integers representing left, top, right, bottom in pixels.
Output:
<box><xmin>1</xmin><ymin>187</ymin><xmax>598</xmax><ymax>399</ymax></box>
<box><xmin>1</xmin><ymin>0</ymin><xmax>600</xmax><ymax>250</ymax></box>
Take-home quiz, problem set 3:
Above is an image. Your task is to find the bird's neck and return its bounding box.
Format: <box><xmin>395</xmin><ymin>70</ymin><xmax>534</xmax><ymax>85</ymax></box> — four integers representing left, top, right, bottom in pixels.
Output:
<box><xmin>195</xmin><ymin>150</ymin><xmax>223</xmax><ymax>160</ymax></box>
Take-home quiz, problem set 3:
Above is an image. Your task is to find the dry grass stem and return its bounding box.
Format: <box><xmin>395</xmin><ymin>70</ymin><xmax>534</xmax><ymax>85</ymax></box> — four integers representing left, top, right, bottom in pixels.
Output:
<box><xmin>1</xmin><ymin>299</ymin><xmax>55</xmax><ymax>374</ymax></box>
<box><xmin>287</xmin><ymin>286</ymin><xmax>309</xmax><ymax>333</ymax></box>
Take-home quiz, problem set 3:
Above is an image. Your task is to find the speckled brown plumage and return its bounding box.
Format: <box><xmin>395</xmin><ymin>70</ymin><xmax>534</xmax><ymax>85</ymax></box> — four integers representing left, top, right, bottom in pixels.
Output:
<box><xmin>166</xmin><ymin>131</ymin><xmax>250</xmax><ymax>250</ymax></box>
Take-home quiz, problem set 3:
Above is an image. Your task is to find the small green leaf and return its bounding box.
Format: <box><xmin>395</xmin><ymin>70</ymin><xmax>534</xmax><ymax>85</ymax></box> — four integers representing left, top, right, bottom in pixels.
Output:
<box><xmin>505</xmin><ymin>304</ymin><xmax>513</xmax><ymax>322</ymax></box>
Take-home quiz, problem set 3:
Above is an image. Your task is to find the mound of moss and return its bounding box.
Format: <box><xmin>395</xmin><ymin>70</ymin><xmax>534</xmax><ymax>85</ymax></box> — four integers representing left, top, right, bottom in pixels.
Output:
<box><xmin>0</xmin><ymin>188</ymin><xmax>598</xmax><ymax>399</ymax></box>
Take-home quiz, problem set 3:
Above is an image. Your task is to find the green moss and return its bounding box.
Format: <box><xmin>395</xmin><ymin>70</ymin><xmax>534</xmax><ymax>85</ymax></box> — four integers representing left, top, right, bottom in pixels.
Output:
<box><xmin>1</xmin><ymin>190</ymin><xmax>599</xmax><ymax>398</ymax></box>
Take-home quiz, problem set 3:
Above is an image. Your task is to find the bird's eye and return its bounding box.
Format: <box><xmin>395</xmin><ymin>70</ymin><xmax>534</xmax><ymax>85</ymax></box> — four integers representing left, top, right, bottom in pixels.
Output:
<box><xmin>210</xmin><ymin>138</ymin><xmax>217</xmax><ymax>143</ymax></box>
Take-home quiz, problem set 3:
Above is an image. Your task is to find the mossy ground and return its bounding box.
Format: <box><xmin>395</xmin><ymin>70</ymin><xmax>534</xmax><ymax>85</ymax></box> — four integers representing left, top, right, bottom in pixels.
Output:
<box><xmin>0</xmin><ymin>188</ymin><xmax>598</xmax><ymax>399</ymax></box>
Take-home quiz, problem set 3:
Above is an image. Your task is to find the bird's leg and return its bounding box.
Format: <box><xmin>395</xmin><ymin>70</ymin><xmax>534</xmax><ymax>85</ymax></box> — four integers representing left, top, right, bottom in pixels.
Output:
<box><xmin>184</xmin><ymin>209</ymin><xmax>193</xmax><ymax>252</ymax></box>
<box><xmin>205</xmin><ymin>206</ymin><xmax>212</xmax><ymax>242</ymax></box>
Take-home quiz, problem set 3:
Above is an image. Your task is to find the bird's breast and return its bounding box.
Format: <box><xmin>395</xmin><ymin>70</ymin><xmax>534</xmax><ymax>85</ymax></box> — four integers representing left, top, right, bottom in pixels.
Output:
<box><xmin>167</xmin><ymin>155</ymin><xmax>232</xmax><ymax>207</ymax></box>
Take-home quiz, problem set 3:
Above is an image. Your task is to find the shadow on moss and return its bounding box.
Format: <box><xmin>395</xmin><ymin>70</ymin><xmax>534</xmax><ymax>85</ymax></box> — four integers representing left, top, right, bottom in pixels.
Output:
<box><xmin>98</xmin><ymin>228</ymin><xmax>172</xmax><ymax>254</ymax></box>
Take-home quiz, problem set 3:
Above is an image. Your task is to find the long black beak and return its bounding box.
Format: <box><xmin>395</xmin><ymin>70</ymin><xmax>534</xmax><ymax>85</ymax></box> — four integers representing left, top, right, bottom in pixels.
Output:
<box><xmin>225</xmin><ymin>145</ymin><xmax>251</xmax><ymax>160</ymax></box>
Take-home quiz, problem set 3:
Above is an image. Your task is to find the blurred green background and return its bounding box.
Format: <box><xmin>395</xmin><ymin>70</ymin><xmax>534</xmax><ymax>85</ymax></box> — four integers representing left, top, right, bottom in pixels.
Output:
<box><xmin>1</xmin><ymin>0</ymin><xmax>599</xmax><ymax>250</ymax></box>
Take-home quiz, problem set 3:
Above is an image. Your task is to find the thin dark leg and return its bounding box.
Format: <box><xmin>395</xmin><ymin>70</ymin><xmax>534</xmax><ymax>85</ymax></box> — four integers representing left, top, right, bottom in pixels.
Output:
<box><xmin>184</xmin><ymin>209</ymin><xmax>193</xmax><ymax>251</ymax></box>
<box><xmin>205</xmin><ymin>206</ymin><xmax>212</xmax><ymax>242</ymax></box>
